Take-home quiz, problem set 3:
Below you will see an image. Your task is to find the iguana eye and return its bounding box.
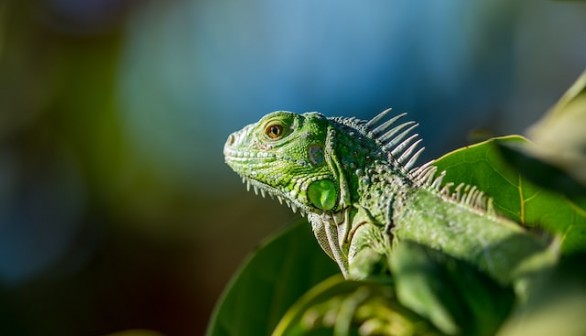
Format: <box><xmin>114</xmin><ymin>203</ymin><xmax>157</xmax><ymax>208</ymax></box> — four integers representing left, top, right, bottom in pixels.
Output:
<box><xmin>265</xmin><ymin>124</ymin><xmax>284</xmax><ymax>139</ymax></box>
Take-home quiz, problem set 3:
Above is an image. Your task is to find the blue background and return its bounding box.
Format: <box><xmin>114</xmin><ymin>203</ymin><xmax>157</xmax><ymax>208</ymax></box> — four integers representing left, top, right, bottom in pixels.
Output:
<box><xmin>0</xmin><ymin>0</ymin><xmax>584</xmax><ymax>335</ymax></box>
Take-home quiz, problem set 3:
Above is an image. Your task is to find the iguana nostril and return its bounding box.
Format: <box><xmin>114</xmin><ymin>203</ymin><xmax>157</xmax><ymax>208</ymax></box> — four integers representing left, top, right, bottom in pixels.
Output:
<box><xmin>226</xmin><ymin>134</ymin><xmax>235</xmax><ymax>146</ymax></box>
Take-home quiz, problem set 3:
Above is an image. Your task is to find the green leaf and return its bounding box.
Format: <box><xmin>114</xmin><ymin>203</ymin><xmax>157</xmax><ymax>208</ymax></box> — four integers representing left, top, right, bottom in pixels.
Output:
<box><xmin>526</xmin><ymin>71</ymin><xmax>586</xmax><ymax>186</ymax></box>
<box><xmin>433</xmin><ymin>135</ymin><xmax>586</xmax><ymax>254</ymax></box>
<box><xmin>273</xmin><ymin>275</ymin><xmax>441</xmax><ymax>336</ymax></box>
<box><xmin>390</xmin><ymin>240</ymin><xmax>514</xmax><ymax>336</ymax></box>
<box><xmin>206</xmin><ymin>220</ymin><xmax>338</xmax><ymax>336</ymax></box>
<box><xmin>499</xmin><ymin>252</ymin><xmax>586</xmax><ymax>336</ymax></box>
<box><xmin>495</xmin><ymin>142</ymin><xmax>586</xmax><ymax>200</ymax></box>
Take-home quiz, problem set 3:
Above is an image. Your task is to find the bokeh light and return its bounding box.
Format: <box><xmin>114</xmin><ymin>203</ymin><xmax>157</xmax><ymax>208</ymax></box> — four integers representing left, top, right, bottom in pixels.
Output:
<box><xmin>0</xmin><ymin>0</ymin><xmax>584</xmax><ymax>335</ymax></box>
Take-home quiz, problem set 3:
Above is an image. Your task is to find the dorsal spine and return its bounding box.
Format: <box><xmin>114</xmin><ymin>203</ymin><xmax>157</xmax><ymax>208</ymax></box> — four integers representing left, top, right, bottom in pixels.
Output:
<box><xmin>332</xmin><ymin>109</ymin><xmax>495</xmax><ymax>215</ymax></box>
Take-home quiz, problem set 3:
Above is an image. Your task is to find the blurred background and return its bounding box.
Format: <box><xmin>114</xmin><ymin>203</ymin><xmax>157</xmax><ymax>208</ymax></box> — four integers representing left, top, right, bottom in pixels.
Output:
<box><xmin>0</xmin><ymin>0</ymin><xmax>584</xmax><ymax>335</ymax></box>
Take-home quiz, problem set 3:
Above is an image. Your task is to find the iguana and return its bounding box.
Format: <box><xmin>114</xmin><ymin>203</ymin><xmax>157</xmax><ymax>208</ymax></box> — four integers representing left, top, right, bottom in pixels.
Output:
<box><xmin>223</xmin><ymin>109</ymin><xmax>556</xmax><ymax>286</ymax></box>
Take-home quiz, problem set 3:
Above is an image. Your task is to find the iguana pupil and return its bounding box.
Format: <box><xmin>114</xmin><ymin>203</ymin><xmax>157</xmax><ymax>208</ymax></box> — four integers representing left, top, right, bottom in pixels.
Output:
<box><xmin>265</xmin><ymin>124</ymin><xmax>283</xmax><ymax>139</ymax></box>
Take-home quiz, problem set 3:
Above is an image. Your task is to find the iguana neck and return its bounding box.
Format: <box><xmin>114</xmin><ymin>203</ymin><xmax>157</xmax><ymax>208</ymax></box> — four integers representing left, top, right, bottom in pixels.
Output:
<box><xmin>351</xmin><ymin>160</ymin><xmax>412</xmax><ymax>226</ymax></box>
<box><xmin>307</xmin><ymin>124</ymin><xmax>415</xmax><ymax>276</ymax></box>
<box><xmin>330</xmin><ymin>119</ymin><xmax>414</xmax><ymax>225</ymax></box>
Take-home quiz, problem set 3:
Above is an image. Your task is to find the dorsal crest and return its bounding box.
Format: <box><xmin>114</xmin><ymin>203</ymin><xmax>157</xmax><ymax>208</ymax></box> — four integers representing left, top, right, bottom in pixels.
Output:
<box><xmin>331</xmin><ymin>108</ymin><xmax>425</xmax><ymax>175</ymax></box>
<box><xmin>331</xmin><ymin>108</ymin><xmax>495</xmax><ymax>214</ymax></box>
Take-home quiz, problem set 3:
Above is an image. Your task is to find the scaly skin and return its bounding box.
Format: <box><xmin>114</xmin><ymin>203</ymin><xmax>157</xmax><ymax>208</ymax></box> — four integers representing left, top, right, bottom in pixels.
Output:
<box><xmin>223</xmin><ymin>110</ymin><xmax>553</xmax><ymax>284</ymax></box>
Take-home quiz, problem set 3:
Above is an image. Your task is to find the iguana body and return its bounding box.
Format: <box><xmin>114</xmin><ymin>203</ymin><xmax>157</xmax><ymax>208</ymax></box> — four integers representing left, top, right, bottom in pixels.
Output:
<box><xmin>223</xmin><ymin>110</ymin><xmax>553</xmax><ymax>285</ymax></box>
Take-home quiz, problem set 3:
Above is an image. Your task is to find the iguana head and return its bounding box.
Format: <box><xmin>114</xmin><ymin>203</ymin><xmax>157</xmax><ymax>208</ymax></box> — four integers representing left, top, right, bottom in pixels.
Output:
<box><xmin>224</xmin><ymin>111</ymin><xmax>342</xmax><ymax>215</ymax></box>
<box><xmin>224</xmin><ymin>109</ymin><xmax>428</xmax><ymax>218</ymax></box>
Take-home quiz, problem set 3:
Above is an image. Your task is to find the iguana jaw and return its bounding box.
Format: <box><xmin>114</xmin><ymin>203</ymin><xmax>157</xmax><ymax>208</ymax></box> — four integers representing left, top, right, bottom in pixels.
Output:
<box><xmin>224</xmin><ymin>140</ymin><xmax>333</xmax><ymax>216</ymax></box>
<box><xmin>225</xmin><ymin>111</ymin><xmax>344</xmax><ymax>217</ymax></box>
<box><xmin>236</xmin><ymin>175</ymin><xmax>314</xmax><ymax>216</ymax></box>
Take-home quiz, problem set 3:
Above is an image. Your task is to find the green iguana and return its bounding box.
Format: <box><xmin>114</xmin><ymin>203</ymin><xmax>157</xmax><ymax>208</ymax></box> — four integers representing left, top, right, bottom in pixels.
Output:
<box><xmin>223</xmin><ymin>109</ymin><xmax>555</xmax><ymax>286</ymax></box>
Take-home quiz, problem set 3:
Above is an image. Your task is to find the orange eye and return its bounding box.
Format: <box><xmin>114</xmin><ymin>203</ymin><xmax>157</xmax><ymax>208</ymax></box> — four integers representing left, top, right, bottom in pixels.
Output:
<box><xmin>265</xmin><ymin>124</ymin><xmax>283</xmax><ymax>139</ymax></box>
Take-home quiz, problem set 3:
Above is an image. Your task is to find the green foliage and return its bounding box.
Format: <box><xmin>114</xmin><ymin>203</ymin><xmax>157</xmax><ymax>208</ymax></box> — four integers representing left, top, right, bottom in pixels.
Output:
<box><xmin>498</xmin><ymin>252</ymin><xmax>586</xmax><ymax>336</ymax></box>
<box><xmin>273</xmin><ymin>276</ymin><xmax>440</xmax><ymax>336</ymax></box>
<box><xmin>206</xmin><ymin>221</ymin><xmax>338</xmax><ymax>336</ymax></box>
<box><xmin>433</xmin><ymin>71</ymin><xmax>586</xmax><ymax>255</ymax></box>
<box><xmin>209</xmin><ymin>132</ymin><xmax>586</xmax><ymax>335</ymax></box>
<box><xmin>433</xmin><ymin>136</ymin><xmax>586</xmax><ymax>254</ymax></box>
<box><xmin>389</xmin><ymin>241</ymin><xmax>514</xmax><ymax>336</ymax></box>
<box><xmin>209</xmin><ymin>74</ymin><xmax>586</xmax><ymax>336</ymax></box>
